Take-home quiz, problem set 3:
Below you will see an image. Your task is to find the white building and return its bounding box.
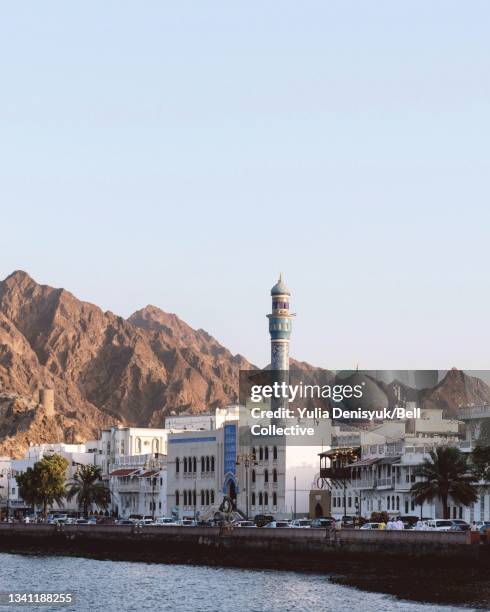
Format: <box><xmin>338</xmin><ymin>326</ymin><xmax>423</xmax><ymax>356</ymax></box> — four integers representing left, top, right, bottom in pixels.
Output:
<box><xmin>323</xmin><ymin>407</ymin><xmax>478</xmax><ymax>521</ymax></box>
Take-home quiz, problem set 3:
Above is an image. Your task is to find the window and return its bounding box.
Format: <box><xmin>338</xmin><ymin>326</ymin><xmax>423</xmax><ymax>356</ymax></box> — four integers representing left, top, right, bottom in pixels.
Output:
<box><xmin>264</xmin><ymin>447</ymin><xmax>269</xmax><ymax>461</ymax></box>
<box><xmin>211</xmin><ymin>456</ymin><xmax>215</xmax><ymax>471</ymax></box>
<box><xmin>259</xmin><ymin>492</ymin><xmax>263</xmax><ymax>506</ymax></box>
<box><xmin>211</xmin><ymin>490</ymin><xmax>214</xmax><ymax>504</ymax></box>
<box><xmin>264</xmin><ymin>469</ymin><xmax>269</xmax><ymax>483</ymax></box>
<box><xmin>264</xmin><ymin>492</ymin><xmax>268</xmax><ymax>506</ymax></box>
<box><xmin>273</xmin><ymin>492</ymin><xmax>277</xmax><ymax>507</ymax></box>
<box><xmin>176</xmin><ymin>457</ymin><xmax>180</xmax><ymax>473</ymax></box>
<box><xmin>259</xmin><ymin>447</ymin><xmax>263</xmax><ymax>461</ymax></box>
<box><xmin>206</xmin><ymin>490</ymin><xmax>210</xmax><ymax>505</ymax></box>
<box><xmin>387</xmin><ymin>497</ymin><xmax>390</xmax><ymax>510</ymax></box>
<box><xmin>273</xmin><ymin>446</ymin><xmax>278</xmax><ymax>460</ymax></box>
<box><xmin>348</xmin><ymin>497</ymin><xmax>352</xmax><ymax>508</ymax></box>
<box><xmin>396</xmin><ymin>496</ymin><xmax>400</xmax><ymax>510</ymax></box>
<box><xmin>252</xmin><ymin>492</ymin><xmax>256</xmax><ymax>506</ymax></box>
<box><xmin>193</xmin><ymin>457</ymin><xmax>197</xmax><ymax>473</ymax></box>
<box><xmin>160</xmin><ymin>478</ymin><xmax>163</xmax><ymax>486</ymax></box>
<box><xmin>183</xmin><ymin>457</ymin><xmax>187</xmax><ymax>473</ymax></box>
<box><xmin>183</xmin><ymin>490</ymin><xmax>187</xmax><ymax>505</ymax></box>
<box><xmin>252</xmin><ymin>470</ymin><xmax>256</xmax><ymax>483</ymax></box>
<box><xmin>201</xmin><ymin>490</ymin><xmax>204</xmax><ymax>505</ymax></box>
<box><xmin>153</xmin><ymin>438</ymin><xmax>159</xmax><ymax>453</ymax></box>
<box><xmin>252</xmin><ymin>447</ymin><xmax>256</xmax><ymax>460</ymax></box>
<box><xmin>273</xmin><ymin>469</ymin><xmax>277</xmax><ymax>483</ymax></box>
<box><xmin>201</xmin><ymin>456</ymin><xmax>205</xmax><ymax>473</ymax></box>
<box><xmin>136</xmin><ymin>438</ymin><xmax>142</xmax><ymax>453</ymax></box>
<box><xmin>206</xmin><ymin>456</ymin><xmax>210</xmax><ymax>472</ymax></box>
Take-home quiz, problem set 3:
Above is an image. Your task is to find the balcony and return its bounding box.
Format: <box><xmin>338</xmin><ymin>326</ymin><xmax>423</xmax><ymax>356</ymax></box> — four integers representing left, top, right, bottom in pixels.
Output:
<box><xmin>320</xmin><ymin>467</ymin><xmax>351</xmax><ymax>480</ymax></box>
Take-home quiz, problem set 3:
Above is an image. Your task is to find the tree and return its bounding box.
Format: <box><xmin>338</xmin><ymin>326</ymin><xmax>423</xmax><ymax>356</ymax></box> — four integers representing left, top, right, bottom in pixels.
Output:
<box><xmin>17</xmin><ymin>454</ymin><xmax>68</xmax><ymax>517</ymax></box>
<box><xmin>410</xmin><ymin>446</ymin><xmax>478</xmax><ymax>519</ymax></box>
<box><xmin>471</xmin><ymin>445</ymin><xmax>490</xmax><ymax>483</ymax></box>
<box><xmin>65</xmin><ymin>465</ymin><xmax>110</xmax><ymax>516</ymax></box>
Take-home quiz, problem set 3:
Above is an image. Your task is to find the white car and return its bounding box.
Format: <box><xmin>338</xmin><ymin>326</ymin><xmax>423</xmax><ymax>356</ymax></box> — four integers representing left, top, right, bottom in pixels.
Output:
<box><xmin>360</xmin><ymin>522</ymin><xmax>382</xmax><ymax>530</ymax></box>
<box><xmin>423</xmin><ymin>519</ymin><xmax>453</xmax><ymax>531</ymax></box>
<box><xmin>154</xmin><ymin>518</ymin><xmax>179</xmax><ymax>526</ymax></box>
<box><xmin>234</xmin><ymin>520</ymin><xmax>256</xmax><ymax>528</ymax></box>
<box><xmin>290</xmin><ymin>519</ymin><xmax>311</xmax><ymax>528</ymax></box>
<box><xmin>264</xmin><ymin>521</ymin><xmax>291</xmax><ymax>528</ymax></box>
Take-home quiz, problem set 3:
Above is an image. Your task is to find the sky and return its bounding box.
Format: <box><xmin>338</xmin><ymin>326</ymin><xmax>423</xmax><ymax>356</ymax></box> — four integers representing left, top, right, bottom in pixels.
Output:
<box><xmin>1</xmin><ymin>2</ymin><xmax>490</xmax><ymax>370</ymax></box>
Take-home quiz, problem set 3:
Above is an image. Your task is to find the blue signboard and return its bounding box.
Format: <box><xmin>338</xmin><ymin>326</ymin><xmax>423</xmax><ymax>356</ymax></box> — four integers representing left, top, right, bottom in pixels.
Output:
<box><xmin>223</xmin><ymin>423</ymin><xmax>237</xmax><ymax>477</ymax></box>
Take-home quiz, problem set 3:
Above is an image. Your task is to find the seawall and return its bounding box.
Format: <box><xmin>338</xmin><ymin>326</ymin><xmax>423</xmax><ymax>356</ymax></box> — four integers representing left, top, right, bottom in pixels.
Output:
<box><xmin>1</xmin><ymin>524</ymin><xmax>487</xmax><ymax>571</ymax></box>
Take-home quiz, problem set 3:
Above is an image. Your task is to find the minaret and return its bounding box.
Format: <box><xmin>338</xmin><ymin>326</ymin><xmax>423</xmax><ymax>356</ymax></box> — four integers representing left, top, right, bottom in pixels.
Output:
<box><xmin>267</xmin><ymin>274</ymin><xmax>294</xmax><ymax>372</ymax></box>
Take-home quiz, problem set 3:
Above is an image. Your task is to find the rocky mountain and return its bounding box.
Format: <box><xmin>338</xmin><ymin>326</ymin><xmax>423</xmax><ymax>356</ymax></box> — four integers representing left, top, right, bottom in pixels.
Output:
<box><xmin>421</xmin><ymin>368</ymin><xmax>490</xmax><ymax>418</ymax></box>
<box><xmin>0</xmin><ymin>271</ymin><xmax>253</xmax><ymax>456</ymax></box>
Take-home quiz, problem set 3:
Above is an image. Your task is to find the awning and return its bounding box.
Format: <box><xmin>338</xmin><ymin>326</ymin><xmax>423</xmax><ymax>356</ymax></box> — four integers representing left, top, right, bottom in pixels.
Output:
<box><xmin>109</xmin><ymin>469</ymin><xmax>139</xmax><ymax>477</ymax></box>
<box><xmin>138</xmin><ymin>470</ymin><xmax>160</xmax><ymax>478</ymax></box>
<box><xmin>378</xmin><ymin>456</ymin><xmax>401</xmax><ymax>465</ymax></box>
<box><xmin>347</xmin><ymin>458</ymin><xmax>380</xmax><ymax>468</ymax></box>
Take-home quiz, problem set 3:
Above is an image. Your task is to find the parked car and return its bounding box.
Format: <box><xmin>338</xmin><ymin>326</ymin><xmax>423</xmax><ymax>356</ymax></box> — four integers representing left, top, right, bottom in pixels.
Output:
<box><xmin>75</xmin><ymin>518</ymin><xmax>89</xmax><ymax>525</ymax></box>
<box><xmin>310</xmin><ymin>518</ymin><xmax>335</xmax><ymax>529</ymax></box>
<box><xmin>136</xmin><ymin>518</ymin><xmax>155</xmax><ymax>526</ymax></box>
<box><xmin>450</xmin><ymin>519</ymin><xmax>470</xmax><ymax>531</ymax></box>
<box><xmin>341</xmin><ymin>515</ymin><xmax>356</xmax><ymax>526</ymax></box>
<box><xmin>360</xmin><ymin>522</ymin><xmax>382</xmax><ymax>530</ymax></box>
<box><xmin>290</xmin><ymin>519</ymin><xmax>311</xmax><ymax>528</ymax></box>
<box><xmin>177</xmin><ymin>519</ymin><xmax>197</xmax><ymax>526</ymax></box>
<box><xmin>234</xmin><ymin>520</ymin><xmax>256</xmax><ymax>528</ymax></box>
<box><xmin>254</xmin><ymin>514</ymin><xmax>274</xmax><ymax>527</ymax></box>
<box><xmin>476</xmin><ymin>521</ymin><xmax>490</xmax><ymax>530</ymax></box>
<box><xmin>399</xmin><ymin>516</ymin><xmax>419</xmax><ymax>529</ymax></box>
<box><xmin>264</xmin><ymin>521</ymin><xmax>291</xmax><ymax>528</ymax></box>
<box><xmin>423</xmin><ymin>519</ymin><xmax>454</xmax><ymax>531</ymax></box>
<box><xmin>154</xmin><ymin>517</ymin><xmax>179</xmax><ymax>526</ymax></box>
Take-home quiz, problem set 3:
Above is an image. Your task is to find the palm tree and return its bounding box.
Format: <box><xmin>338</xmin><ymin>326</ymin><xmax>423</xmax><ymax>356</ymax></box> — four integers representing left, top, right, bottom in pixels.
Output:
<box><xmin>410</xmin><ymin>446</ymin><xmax>478</xmax><ymax>519</ymax></box>
<box><xmin>66</xmin><ymin>465</ymin><xmax>110</xmax><ymax>517</ymax></box>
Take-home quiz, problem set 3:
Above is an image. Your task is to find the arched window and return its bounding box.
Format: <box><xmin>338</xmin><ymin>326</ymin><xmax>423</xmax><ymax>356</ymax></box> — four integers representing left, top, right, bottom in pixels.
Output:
<box><xmin>211</xmin><ymin>490</ymin><xmax>215</xmax><ymax>504</ymax></box>
<box><xmin>264</xmin><ymin>446</ymin><xmax>269</xmax><ymax>461</ymax></box>
<box><xmin>193</xmin><ymin>457</ymin><xmax>197</xmax><ymax>473</ymax></box>
<box><xmin>396</xmin><ymin>496</ymin><xmax>400</xmax><ymax>510</ymax></box>
<box><xmin>201</xmin><ymin>490</ymin><xmax>205</xmax><ymax>505</ymax></box>
<box><xmin>273</xmin><ymin>446</ymin><xmax>278</xmax><ymax>460</ymax></box>
<box><xmin>259</xmin><ymin>447</ymin><xmax>263</xmax><ymax>461</ymax></box>
<box><xmin>206</xmin><ymin>490</ymin><xmax>210</xmax><ymax>505</ymax></box>
<box><xmin>273</xmin><ymin>492</ymin><xmax>277</xmax><ymax>507</ymax></box>
<box><xmin>387</xmin><ymin>497</ymin><xmax>391</xmax><ymax>510</ymax></box>
<box><xmin>175</xmin><ymin>490</ymin><xmax>180</xmax><ymax>506</ymax></box>
<box><xmin>211</xmin><ymin>456</ymin><xmax>215</xmax><ymax>472</ymax></box>
<box><xmin>176</xmin><ymin>457</ymin><xmax>180</xmax><ymax>474</ymax></box>
<box><xmin>258</xmin><ymin>492</ymin><xmax>263</xmax><ymax>506</ymax></box>
<box><xmin>184</xmin><ymin>490</ymin><xmax>188</xmax><ymax>505</ymax></box>
<box><xmin>273</xmin><ymin>469</ymin><xmax>277</xmax><ymax>483</ymax></box>
<box><xmin>192</xmin><ymin>490</ymin><xmax>196</xmax><ymax>506</ymax></box>
<box><xmin>252</xmin><ymin>470</ymin><xmax>256</xmax><ymax>483</ymax></box>
<box><xmin>205</xmin><ymin>456</ymin><xmax>210</xmax><ymax>472</ymax></box>
<box><xmin>201</xmin><ymin>456</ymin><xmax>205</xmax><ymax>473</ymax></box>
<box><xmin>264</xmin><ymin>469</ymin><xmax>269</xmax><ymax>483</ymax></box>
<box><xmin>264</xmin><ymin>492</ymin><xmax>268</xmax><ymax>506</ymax></box>
<box><xmin>136</xmin><ymin>438</ymin><xmax>142</xmax><ymax>453</ymax></box>
<box><xmin>252</xmin><ymin>492</ymin><xmax>256</xmax><ymax>506</ymax></box>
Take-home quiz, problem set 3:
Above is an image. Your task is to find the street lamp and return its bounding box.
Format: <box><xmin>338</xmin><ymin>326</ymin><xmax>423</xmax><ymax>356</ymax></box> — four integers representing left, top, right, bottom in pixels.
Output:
<box><xmin>236</xmin><ymin>453</ymin><xmax>257</xmax><ymax>519</ymax></box>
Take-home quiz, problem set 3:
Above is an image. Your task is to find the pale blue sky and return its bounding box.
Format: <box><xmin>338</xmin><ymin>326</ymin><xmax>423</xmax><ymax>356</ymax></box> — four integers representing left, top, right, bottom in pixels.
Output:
<box><xmin>1</xmin><ymin>2</ymin><xmax>489</xmax><ymax>369</ymax></box>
